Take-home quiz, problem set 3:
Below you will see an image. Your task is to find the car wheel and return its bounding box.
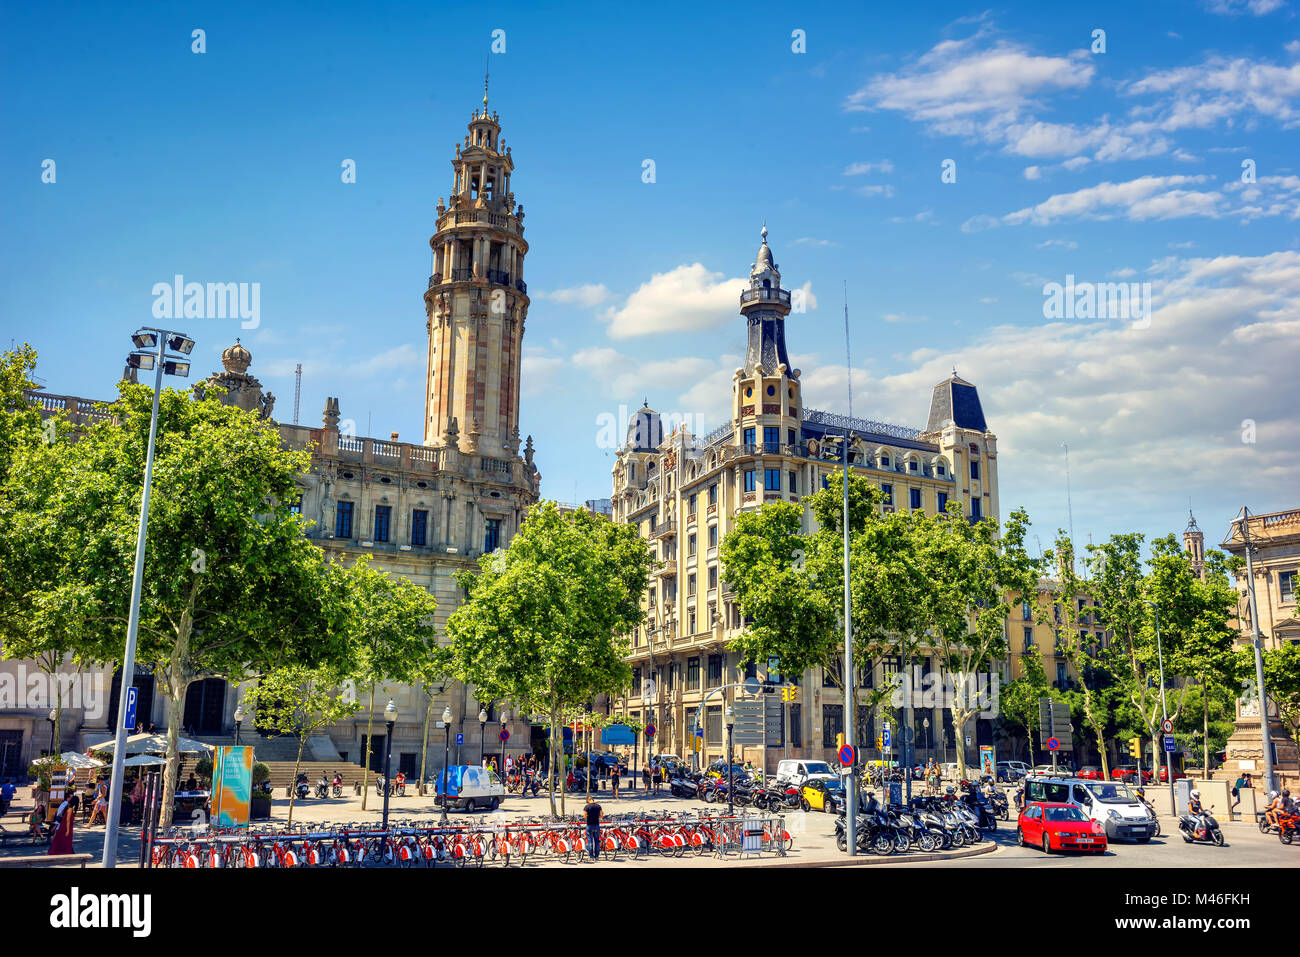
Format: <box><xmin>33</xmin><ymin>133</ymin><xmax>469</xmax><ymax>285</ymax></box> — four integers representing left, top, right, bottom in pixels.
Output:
<box><xmin>1042</xmin><ymin>834</ymin><xmax>1052</xmax><ymax>854</ymax></box>
<box><xmin>800</xmin><ymin>797</ymin><xmax>810</xmax><ymax>812</ymax></box>
<box><xmin>489</xmin><ymin>797</ymin><xmax>499</xmax><ymax>811</ymax></box>
<box><xmin>1017</xmin><ymin>827</ymin><xmax>1025</xmax><ymax>847</ymax></box>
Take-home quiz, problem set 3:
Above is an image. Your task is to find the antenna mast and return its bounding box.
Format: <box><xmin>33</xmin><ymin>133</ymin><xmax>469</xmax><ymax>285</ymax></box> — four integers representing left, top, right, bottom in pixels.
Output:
<box><xmin>293</xmin><ymin>363</ymin><xmax>302</xmax><ymax>425</ymax></box>
<box><xmin>1062</xmin><ymin>441</ymin><xmax>1075</xmax><ymax>569</ymax></box>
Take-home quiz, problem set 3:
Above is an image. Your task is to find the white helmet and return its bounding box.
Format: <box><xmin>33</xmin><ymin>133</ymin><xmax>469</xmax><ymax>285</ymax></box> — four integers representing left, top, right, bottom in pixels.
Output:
<box><xmin>1190</xmin><ymin>789</ymin><xmax>1200</xmax><ymax>799</ymax></box>
<box><xmin>1269</xmin><ymin>790</ymin><xmax>1279</xmax><ymax>799</ymax></box>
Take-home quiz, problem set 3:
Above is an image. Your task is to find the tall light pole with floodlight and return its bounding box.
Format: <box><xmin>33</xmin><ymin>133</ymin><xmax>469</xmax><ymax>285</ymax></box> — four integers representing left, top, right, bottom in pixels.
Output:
<box><xmin>102</xmin><ymin>327</ymin><xmax>194</xmax><ymax>869</ymax></box>
<box><xmin>381</xmin><ymin>699</ymin><xmax>397</xmax><ymax>829</ymax></box>
<box><xmin>440</xmin><ymin>706</ymin><xmax>452</xmax><ymax>823</ymax></box>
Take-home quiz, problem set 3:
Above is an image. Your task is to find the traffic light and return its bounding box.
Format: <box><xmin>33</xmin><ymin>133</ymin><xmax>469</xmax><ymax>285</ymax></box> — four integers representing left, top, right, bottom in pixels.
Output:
<box><xmin>1128</xmin><ymin>737</ymin><xmax>1141</xmax><ymax>759</ymax></box>
<box><xmin>781</xmin><ymin>686</ymin><xmax>799</xmax><ymax>702</ymax></box>
<box><xmin>876</xmin><ymin>734</ymin><xmax>884</xmax><ymax>750</ymax></box>
<box><xmin>836</xmin><ymin>732</ymin><xmax>845</xmax><ymax>750</ymax></box>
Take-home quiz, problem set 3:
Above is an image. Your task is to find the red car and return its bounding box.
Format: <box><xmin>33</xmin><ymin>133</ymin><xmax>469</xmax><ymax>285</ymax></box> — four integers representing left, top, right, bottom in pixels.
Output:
<box><xmin>1110</xmin><ymin>765</ymin><xmax>1153</xmax><ymax>785</ymax></box>
<box><xmin>1018</xmin><ymin>803</ymin><xmax>1108</xmax><ymax>854</ymax></box>
<box><xmin>1157</xmin><ymin>766</ymin><xmax>1186</xmax><ymax>783</ymax></box>
<box><xmin>1077</xmin><ymin>766</ymin><xmax>1104</xmax><ymax>780</ymax></box>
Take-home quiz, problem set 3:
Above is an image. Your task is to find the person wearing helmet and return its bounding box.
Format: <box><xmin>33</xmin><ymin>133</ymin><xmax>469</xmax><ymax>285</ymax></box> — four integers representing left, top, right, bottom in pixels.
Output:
<box><xmin>1186</xmin><ymin>788</ymin><xmax>1208</xmax><ymax>835</ymax></box>
<box><xmin>1265</xmin><ymin>789</ymin><xmax>1284</xmax><ymax>828</ymax></box>
<box><xmin>1283</xmin><ymin>789</ymin><xmax>1295</xmax><ymax>814</ymax></box>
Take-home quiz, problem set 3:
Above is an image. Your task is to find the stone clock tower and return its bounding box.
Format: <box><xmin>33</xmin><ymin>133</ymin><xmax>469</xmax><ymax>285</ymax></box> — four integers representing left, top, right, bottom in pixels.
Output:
<box><xmin>423</xmin><ymin>86</ymin><xmax>529</xmax><ymax>457</ymax></box>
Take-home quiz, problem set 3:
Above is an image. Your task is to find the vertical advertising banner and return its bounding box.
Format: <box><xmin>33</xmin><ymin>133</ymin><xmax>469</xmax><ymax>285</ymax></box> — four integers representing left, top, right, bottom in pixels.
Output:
<box><xmin>211</xmin><ymin>746</ymin><xmax>253</xmax><ymax>828</ymax></box>
<box><xmin>979</xmin><ymin>745</ymin><xmax>995</xmax><ymax>779</ymax></box>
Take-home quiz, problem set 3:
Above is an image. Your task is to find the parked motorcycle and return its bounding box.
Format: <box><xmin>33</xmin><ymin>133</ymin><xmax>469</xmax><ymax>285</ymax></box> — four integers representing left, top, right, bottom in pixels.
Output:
<box><xmin>314</xmin><ymin>777</ymin><xmax>330</xmax><ymax>799</ymax></box>
<box><xmin>1178</xmin><ymin>806</ymin><xmax>1224</xmax><ymax>846</ymax></box>
<box><xmin>295</xmin><ymin>774</ymin><xmax>311</xmax><ymax>800</ymax></box>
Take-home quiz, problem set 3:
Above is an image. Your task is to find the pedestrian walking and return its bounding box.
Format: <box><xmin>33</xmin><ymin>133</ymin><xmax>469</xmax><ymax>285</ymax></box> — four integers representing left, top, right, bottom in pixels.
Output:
<box><xmin>48</xmin><ymin>791</ymin><xmax>79</xmax><ymax>856</ymax></box>
<box><xmin>642</xmin><ymin>764</ymin><xmax>651</xmax><ymax>791</ymax></box>
<box><xmin>0</xmin><ymin>778</ymin><xmax>14</xmax><ymax>816</ymax></box>
<box><xmin>1231</xmin><ymin>772</ymin><xmax>1247</xmax><ymax>812</ymax></box>
<box><xmin>584</xmin><ymin>795</ymin><xmax>603</xmax><ymax>860</ymax></box>
<box><xmin>610</xmin><ymin>763</ymin><xmax>620</xmax><ymax>799</ymax></box>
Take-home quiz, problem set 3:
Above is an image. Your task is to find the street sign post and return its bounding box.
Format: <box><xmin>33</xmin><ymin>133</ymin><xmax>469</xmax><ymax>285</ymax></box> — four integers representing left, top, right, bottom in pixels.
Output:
<box><xmin>122</xmin><ymin>687</ymin><xmax>138</xmax><ymax>731</ymax></box>
<box><xmin>1164</xmin><ymin>734</ymin><xmax>1176</xmax><ymax>753</ymax></box>
<box><xmin>1162</xmin><ymin>718</ymin><xmax>1174</xmax><ymax>735</ymax></box>
<box><xmin>882</xmin><ymin>725</ymin><xmax>891</xmax><ymax>750</ymax></box>
<box><xmin>499</xmin><ymin>728</ymin><xmax>510</xmax><ymax>743</ymax></box>
<box><xmin>838</xmin><ymin>744</ymin><xmax>857</xmax><ymax>767</ymax></box>
<box><xmin>456</xmin><ymin>732</ymin><xmax>464</xmax><ymax>747</ymax></box>
<box><xmin>1046</xmin><ymin>737</ymin><xmax>1061</xmax><ymax>751</ymax></box>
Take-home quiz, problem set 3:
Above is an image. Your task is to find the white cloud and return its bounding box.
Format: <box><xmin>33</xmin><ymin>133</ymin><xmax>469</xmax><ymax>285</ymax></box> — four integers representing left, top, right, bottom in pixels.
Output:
<box><xmin>882</xmin><ymin>312</ymin><xmax>927</xmax><ymax>323</ymax></box>
<box><xmin>978</xmin><ymin>296</ymin><xmax>998</xmax><ymax>304</ymax></box>
<box><xmin>1001</xmin><ymin>175</ymin><xmax>1227</xmax><ymax>225</ymax></box>
<box><xmin>795</xmin><ymin>281</ymin><xmax>818</xmax><ymax>311</ymax></box>
<box><xmin>1205</xmin><ymin>0</ymin><xmax>1286</xmax><ymax>15</ymax></box>
<box><xmin>1036</xmin><ymin>238</ymin><xmax>1078</xmax><ymax>249</ymax></box>
<box><xmin>1023</xmin><ymin>165</ymin><xmax>1042</xmax><ymax>180</ymax></box>
<box><xmin>791</xmin><ymin>237</ymin><xmax>837</xmax><ymax>247</ymax></box>
<box><xmin>855</xmin><ymin>184</ymin><xmax>896</xmax><ymax>198</ymax></box>
<box><xmin>600</xmin><ymin>264</ymin><xmax>746</xmax><ymax>339</ymax></box>
<box><xmin>534</xmin><ymin>283</ymin><xmax>611</xmax><ymax>308</ymax></box>
<box><xmin>1124</xmin><ymin>55</ymin><xmax>1300</xmax><ymax>131</ymax></box>
<box><xmin>844</xmin><ymin>160</ymin><xmax>895</xmax><ymax>175</ymax></box>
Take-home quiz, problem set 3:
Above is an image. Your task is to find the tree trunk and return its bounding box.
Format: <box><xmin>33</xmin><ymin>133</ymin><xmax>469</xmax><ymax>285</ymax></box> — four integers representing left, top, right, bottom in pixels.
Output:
<box><xmin>546</xmin><ymin>709</ymin><xmax>558</xmax><ymax>819</ymax></box>
<box><xmin>953</xmin><ymin>709</ymin><xmax>971</xmax><ymax>780</ymax></box>
<box><xmin>1202</xmin><ymin>687</ymin><xmax>1210</xmax><ymax>775</ymax></box>
<box><xmin>360</xmin><ymin>683</ymin><xmax>375</xmax><ymax>811</ymax></box>
<box><xmin>419</xmin><ymin>692</ymin><xmax>433</xmax><ymax>793</ymax></box>
<box><xmin>585</xmin><ymin>723</ymin><xmax>592</xmax><ymax>802</ymax></box>
<box><xmin>161</xmin><ymin>674</ymin><xmax>189</xmax><ymax>829</ymax></box>
<box><xmin>288</xmin><ymin>734</ymin><xmax>305</xmax><ymax>826</ymax></box>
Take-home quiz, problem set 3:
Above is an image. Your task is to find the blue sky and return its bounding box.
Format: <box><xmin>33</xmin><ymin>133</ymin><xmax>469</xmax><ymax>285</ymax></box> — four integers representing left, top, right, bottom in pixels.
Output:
<box><xmin>3</xmin><ymin>0</ymin><xmax>1298</xmax><ymax>556</ymax></box>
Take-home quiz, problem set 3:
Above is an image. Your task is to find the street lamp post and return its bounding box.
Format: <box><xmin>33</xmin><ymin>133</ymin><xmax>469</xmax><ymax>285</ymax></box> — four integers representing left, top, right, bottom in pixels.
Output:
<box><xmin>478</xmin><ymin>708</ymin><xmax>488</xmax><ymax>767</ymax></box>
<box><xmin>381</xmin><ymin>699</ymin><xmax>397</xmax><ymax>830</ymax></box>
<box><xmin>102</xmin><ymin>327</ymin><xmax>194</xmax><ymax>869</ymax></box>
<box><xmin>48</xmin><ymin>709</ymin><xmax>57</xmax><ymax>757</ymax></box>
<box><xmin>440</xmin><ymin>706</ymin><xmax>452</xmax><ymax>824</ymax></box>
<box><xmin>1143</xmin><ymin>600</ymin><xmax>1176</xmax><ymax>810</ymax></box>
<box><xmin>725</xmin><ymin>705</ymin><xmax>735</xmax><ymax>814</ymax></box>
<box><xmin>233</xmin><ymin>705</ymin><xmax>244</xmax><ymax>745</ymax></box>
<box><xmin>500</xmin><ymin>713</ymin><xmax>508</xmax><ymax>779</ymax></box>
<box><xmin>923</xmin><ymin>716</ymin><xmax>930</xmax><ymax>760</ymax></box>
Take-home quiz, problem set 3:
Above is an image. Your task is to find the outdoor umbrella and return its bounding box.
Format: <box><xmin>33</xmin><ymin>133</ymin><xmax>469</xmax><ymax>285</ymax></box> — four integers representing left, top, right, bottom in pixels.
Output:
<box><xmin>121</xmin><ymin>754</ymin><xmax>167</xmax><ymax>767</ymax></box>
<box><xmin>92</xmin><ymin>733</ymin><xmax>213</xmax><ymax>755</ymax></box>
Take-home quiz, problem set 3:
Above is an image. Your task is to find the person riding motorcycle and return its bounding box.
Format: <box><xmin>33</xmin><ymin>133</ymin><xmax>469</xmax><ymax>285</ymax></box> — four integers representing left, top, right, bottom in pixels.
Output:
<box><xmin>1265</xmin><ymin>790</ymin><xmax>1284</xmax><ymax>828</ymax></box>
<box><xmin>1187</xmin><ymin>788</ymin><xmax>1210</xmax><ymax>836</ymax></box>
<box><xmin>1282</xmin><ymin>789</ymin><xmax>1295</xmax><ymax>814</ymax></box>
<box><xmin>1013</xmin><ymin>783</ymin><xmax>1025</xmax><ymax>811</ymax></box>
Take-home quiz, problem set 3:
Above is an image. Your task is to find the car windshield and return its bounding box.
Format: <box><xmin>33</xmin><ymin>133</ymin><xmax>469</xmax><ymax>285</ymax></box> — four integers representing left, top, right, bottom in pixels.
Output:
<box><xmin>1086</xmin><ymin>782</ymin><xmax>1134</xmax><ymax>803</ymax></box>
<box><xmin>1044</xmin><ymin>806</ymin><xmax>1087</xmax><ymax>822</ymax></box>
<box><xmin>803</xmin><ymin>762</ymin><xmax>832</xmax><ymax>775</ymax></box>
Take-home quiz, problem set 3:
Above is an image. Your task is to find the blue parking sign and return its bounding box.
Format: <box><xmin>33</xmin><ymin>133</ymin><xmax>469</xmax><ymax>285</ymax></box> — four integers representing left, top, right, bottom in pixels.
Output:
<box><xmin>122</xmin><ymin>687</ymin><xmax>138</xmax><ymax>730</ymax></box>
<box><xmin>1163</xmin><ymin>734</ymin><xmax>1176</xmax><ymax>753</ymax></box>
<box><xmin>456</xmin><ymin>732</ymin><xmax>464</xmax><ymax>746</ymax></box>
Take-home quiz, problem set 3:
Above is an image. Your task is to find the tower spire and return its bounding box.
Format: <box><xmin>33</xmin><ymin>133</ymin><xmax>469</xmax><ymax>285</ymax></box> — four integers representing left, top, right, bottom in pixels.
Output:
<box><xmin>483</xmin><ymin>56</ymin><xmax>490</xmax><ymax>115</ymax></box>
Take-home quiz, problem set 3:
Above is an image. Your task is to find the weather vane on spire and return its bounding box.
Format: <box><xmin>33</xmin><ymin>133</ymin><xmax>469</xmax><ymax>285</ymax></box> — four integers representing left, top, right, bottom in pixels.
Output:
<box><xmin>483</xmin><ymin>55</ymin><xmax>490</xmax><ymax>113</ymax></box>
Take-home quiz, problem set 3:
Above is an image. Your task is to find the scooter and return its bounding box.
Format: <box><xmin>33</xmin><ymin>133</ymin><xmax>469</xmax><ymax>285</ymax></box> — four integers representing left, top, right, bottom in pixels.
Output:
<box><xmin>331</xmin><ymin>778</ymin><xmax>343</xmax><ymax>798</ymax></box>
<box><xmin>294</xmin><ymin>775</ymin><xmax>310</xmax><ymax>800</ymax></box>
<box><xmin>1178</xmin><ymin>805</ymin><xmax>1224</xmax><ymax>846</ymax></box>
<box><xmin>314</xmin><ymin>777</ymin><xmax>330</xmax><ymax>799</ymax></box>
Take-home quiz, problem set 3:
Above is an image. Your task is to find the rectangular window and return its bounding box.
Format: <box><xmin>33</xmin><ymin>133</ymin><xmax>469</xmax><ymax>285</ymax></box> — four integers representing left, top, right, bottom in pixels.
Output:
<box><xmin>970</xmin><ymin>499</ymin><xmax>982</xmax><ymax>522</ymax></box>
<box><xmin>1280</xmin><ymin>570</ymin><xmax>1296</xmax><ymax>603</ymax></box>
<box><xmin>708</xmin><ymin>525</ymin><xmax>718</xmax><ymax>548</ymax></box>
<box><xmin>822</xmin><ymin>473</ymin><xmax>829</xmax><ymax>490</ymax></box>
<box><xmin>744</xmin><ymin>470</ymin><xmax>756</xmax><ymax>493</ymax></box>
<box><xmin>373</xmin><ymin>505</ymin><xmax>392</xmax><ymax>542</ymax></box>
<box><xmin>708</xmin><ymin>566</ymin><xmax>718</xmax><ymax>590</ymax></box>
<box><xmin>1022</xmin><ymin>602</ymin><xmax>1033</xmax><ymax>621</ymax></box>
<box><xmin>789</xmin><ymin>704</ymin><xmax>803</xmax><ymax>748</ymax></box>
<box><xmin>1023</xmin><ymin>626</ymin><xmax>1035</xmax><ymax>652</ymax></box>
<box><xmin>764</xmin><ymin>468</ymin><xmax>781</xmax><ymax>491</ymax></box>
<box><xmin>763</xmin><ymin>426</ymin><xmax>779</xmax><ymax>452</ymax></box>
<box><xmin>335</xmin><ymin>501</ymin><xmax>354</xmax><ymax>538</ymax></box>
<box><xmin>706</xmin><ymin>705</ymin><xmax>723</xmax><ymax>747</ymax></box>
<box><xmin>822</xmin><ymin>704</ymin><xmax>844</xmax><ymax>748</ymax></box>
<box><xmin>1056</xmin><ymin>663</ymin><xmax>1068</xmax><ymax>687</ymax></box>
<box><xmin>707</xmin><ymin>654</ymin><xmax>723</xmax><ymax>687</ymax></box>
<box><xmin>787</xmin><ymin>429</ymin><xmax>795</xmax><ymax>446</ymax></box>
<box><xmin>970</xmin><ymin>460</ymin><xmax>980</xmax><ymax>480</ymax></box>
<box><xmin>937</xmin><ymin>491</ymin><xmax>948</xmax><ymax>512</ymax></box>
<box><xmin>742</xmin><ymin>427</ymin><xmax>755</xmax><ymax>447</ymax></box>
<box><xmin>288</xmin><ymin>494</ymin><xmax>303</xmax><ymax>516</ymax></box>
<box><xmin>881</xmin><ymin>483</ymin><xmax>893</xmax><ymax>505</ymax></box>
<box><xmin>687</xmin><ymin>657</ymin><xmax>700</xmax><ymax>690</ymax></box>
<box><xmin>484</xmin><ymin>518</ymin><xmax>502</xmax><ymax>553</ymax></box>
<box><xmin>689</xmin><ymin>611</ymin><xmax>696</xmax><ymax>634</ymax></box>
<box><xmin>789</xmin><ymin>470</ymin><xmax>797</xmax><ymax>495</ymax></box>
<box><xmin>708</xmin><ymin>484</ymin><xmax>718</xmax><ymax>506</ymax></box>
<box><xmin>936</xmin><ymin>464</ymin><xmax>946</xmax><ymax>476</ymax></box>
<box><xmin>909</xmin><ymin>488</ymin><xmax>921</xmax><ymax>510</ymax></box>
<box><xmin>411</xmin><ymin>509</ymin><xmax>428</xmax><ymax>547</ymax></box>
<box><xmin>909</xmin><ymin>459</ymin><xmax>918</xmax><ymax>472</ymax></box>
<box><xmin>688</xmin><ymin>574</ymin><xmax>696</xmax><ymax>596</ymax></box>
<box><xmin>688</xmin><ymin>534</ymin><xmax>697</xmax><ymax>556</ymax></box>
<box><xmin>689</xmin><ymin>493</ymin><xmax>697</xmax><ymax>515</ymax></box>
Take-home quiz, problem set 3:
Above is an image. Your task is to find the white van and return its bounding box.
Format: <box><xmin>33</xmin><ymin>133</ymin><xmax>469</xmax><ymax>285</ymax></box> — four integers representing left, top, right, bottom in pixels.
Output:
<box><xmin>1023</xmin><ymin>775</ymin><xmax>1156</xmax><ymax>842</ymax></box>
<box><xmin>775</xmin><ymin>760</ymin><xmax>837</xmax><ymax>786</ymax></box>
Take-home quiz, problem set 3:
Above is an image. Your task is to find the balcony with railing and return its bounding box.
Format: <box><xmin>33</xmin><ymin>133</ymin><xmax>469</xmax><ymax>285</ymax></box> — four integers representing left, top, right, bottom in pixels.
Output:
<box><xmin>651</xmin><ymin>519</ymin><xmax>678</xmax><ymax>539</ymax></box>
<box><xmin>740</xmin><ymin>287</ymin><xmax>792</xmax><ymax>306</ymax></box>
<box><xmin>486</xmin><ymin>268</ymin><xmax>510</xmax><ymax>286</ymax></box>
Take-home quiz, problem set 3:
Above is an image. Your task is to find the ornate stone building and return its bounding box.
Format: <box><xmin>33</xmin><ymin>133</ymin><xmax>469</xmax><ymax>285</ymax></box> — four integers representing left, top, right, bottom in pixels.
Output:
<box><xmin>609</xmin><ymin>228</ymin><xmax>1001</xmax><ymax>771</ymax></box>
<box><xmin>7</xmin><ymin>95</ymin><xmax>542</xmax><ymax>778</ymax></box>
<box><xmin>1218</xmin><ymin>507</ymin><xmax>1300</xmax><ymax>785</ymax></box>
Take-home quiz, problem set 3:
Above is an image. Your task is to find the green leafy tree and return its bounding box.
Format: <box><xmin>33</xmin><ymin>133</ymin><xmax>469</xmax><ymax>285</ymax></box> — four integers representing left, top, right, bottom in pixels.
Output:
<box><xmin>1000</xmin><ymin>647</ymin><xmax>1051</xmax><ymax>764</ymax></box>
<box><xmin>241</xmin><ymin>663</ymin><xmax>359</xmax><ymax>824</ymax></box>
<box><xmin>4</xmin><ymin>378</ymin><xmax>344</xmax><ymax>824</ymax></box>
<box><xmin>335</xmin><ymin>555</ymin><xmax>439</xmax><ymax>810</ymax></box>
<box><xmin>444</xmin><ymin>502</ymin><xmax>651</xmax><ymax>818</ymax></box>
<box><xmin>1040</xmin><ymin>532</ymin><xmax>1109</xmax><ymax>774</ymax></box>
<box><xmin>1259</xmin><ymin>642</ymin><xmax>1300</xmax><ymax>752</ymax></box>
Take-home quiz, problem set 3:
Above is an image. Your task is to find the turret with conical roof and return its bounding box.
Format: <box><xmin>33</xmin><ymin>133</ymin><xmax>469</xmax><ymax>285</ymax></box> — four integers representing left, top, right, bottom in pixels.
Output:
<box><xmin>1185</xmin><ymin>508</ymin><xmax>1205</xmax><ymax>579</ymax></box>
